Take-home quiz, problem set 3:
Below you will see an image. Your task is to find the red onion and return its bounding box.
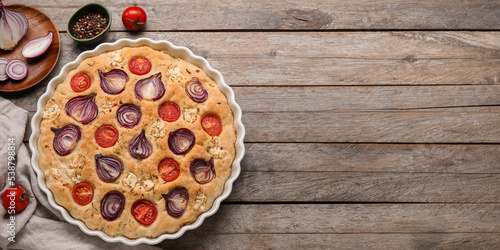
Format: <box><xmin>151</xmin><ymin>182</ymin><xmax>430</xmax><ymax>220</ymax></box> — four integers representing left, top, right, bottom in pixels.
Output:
<box><xmin>5</xmin><ymin>59</ymin><xmax>27</xmax><ymax>80</ymax></box>
<box><xmin>98</xmin><ymin>69</ymin><xmax>128</xmax><ymax>95</ymax></box>
<box><xmin>129</xmin><ymin>129</ymin><xmax>152</xmax><ymax>159</ymax></box>
<box><xmin>95</xmin><ymin>154</ymin><xmax>123</xmax><ymax>183</ymax></box>
<box><xmin>100</xmin><ymin>191</ymin><xmax>125</xmax><ymax>221</ymax></box>
<box><xmin>185</xmin><ymin>77</ymin><xmax>208</xmax><ymax>103</ymax></box>
<box><xmin>65</xmin><ymin>93</ymin><xmax>98</xmax><ymax>124</ymax></box>
<box><xmin>134</xmin><ymin>72</ymin><xmax>165</xmax><ymax>101</ymax></box>
<box><xmin>190</xmin><ymin>158</ymin><xmax>216</xmax><ymax>184</ymax></box>
<box><xmin>0</xmin><ymin>57</ymin><xmax>8</xmax><ymax>81</ymax></box>
<box><xmin>162</xmin><ymin>187</ymin><xmax>189</xmax><ymax>218</ymax></box>
<box><xmin>116</xmin><ymin>103</ymin><xmax>141</xmax><ymax>128</ymax></box>
<box><xmin>0</xmin><ymin>2</ymin><xmax>29</xmax><ymax>50</ymax></box>
<box><xmin>21</xmin><ymin>31</ymin><xmax>53</xmax><ymax>58</ymax></box>
<box><xmin>51</xmin><ymin>124</ymin><xmax>81</xmax><ymax>156</ymax></box>
<box><xmin>168</xmin><ymin>128</ymin><xmax>195</xmax><ymax>155</ymax></box>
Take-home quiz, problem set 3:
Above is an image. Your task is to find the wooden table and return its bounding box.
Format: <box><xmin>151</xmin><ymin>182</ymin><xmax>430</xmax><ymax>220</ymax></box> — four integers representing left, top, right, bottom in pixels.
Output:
<box><xmin>3</xmin><ymin>0</ymin><xmax>499</xmax><ymax>248</ymax></box>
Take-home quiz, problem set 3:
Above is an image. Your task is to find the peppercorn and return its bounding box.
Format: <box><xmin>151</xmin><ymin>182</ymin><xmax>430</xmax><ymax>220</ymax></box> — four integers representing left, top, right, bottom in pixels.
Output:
<box><xmin>72</xmin><ymin>13</ymin><xmax>107</xmax><ymax>39</ymax></box>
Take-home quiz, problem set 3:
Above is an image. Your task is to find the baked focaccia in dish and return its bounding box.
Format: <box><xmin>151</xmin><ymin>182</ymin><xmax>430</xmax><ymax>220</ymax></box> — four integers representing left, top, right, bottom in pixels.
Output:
<box><xmin>38</xmin><ymin>46</ymin><xmax>236</xmax><ymax>238</ymax></box>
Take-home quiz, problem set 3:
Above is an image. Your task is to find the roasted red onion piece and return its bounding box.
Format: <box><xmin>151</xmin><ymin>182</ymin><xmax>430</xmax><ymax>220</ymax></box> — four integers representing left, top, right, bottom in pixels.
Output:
<box><xmin>21</xmin><ymin>31</ymin><xmax>53</xmax><ymax>58</ymax></box>
<box><xmin>51</xmin><ymin>124</ymin><xmax>81</xmax><ymax>156</ymax></box>
<box><xmin>162</xmin><ymin>187</ymin><xmax>189</xmax><ymax>218</ymax></box>
<box><xmin>65</xmin><ymin>93</ymin><xmax>98</xmax><ymax>124</ymax></box>
<box><xmin>95</xmin><ymin>154</ymin><xmax>123</xmax><ymax>183</ymax></box>
<box><xmin>168</xmin><ymin>128</ymin><xmax>195</xmax><ymax>155</ymax></box>
<box><xmin>190</xmin><ymin>157</ymin><xmax>216</xmax><ymax>184</ymax></box>
<box><xmin>98</xmin><ymin>69</ymin><xmax>128</xmax><ymax>95</ymax></box>
<box><xmin>135</xmin><ymin>72</ymin><xmax>165</xmax><ymax>101</ymax></box>
<box><xmin>100</xmin><ymin>191</ymin><xmax>125</xmax><ymax>221</ymax></box>
<box><xmin>185</xmin><ymin>77</ymin><xmax>208</xmax><ymax>103</ymax></box>
<box><xmin>129</xmin><ymin>129</ymin><xmax>152</xmax><ymax>159</ymax></box>
<box><xmin>116</xmin><ymin>103</ymin><xmax>141</xmax><ymax>128</ymax></box>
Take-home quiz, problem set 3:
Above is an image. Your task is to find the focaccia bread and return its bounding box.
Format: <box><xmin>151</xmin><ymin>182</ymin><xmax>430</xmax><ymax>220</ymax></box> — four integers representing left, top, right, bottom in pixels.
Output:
<box><xmin>38</xmin><ymin>46</ymin><xmax>236</xmax><ymax>239</ymax></box>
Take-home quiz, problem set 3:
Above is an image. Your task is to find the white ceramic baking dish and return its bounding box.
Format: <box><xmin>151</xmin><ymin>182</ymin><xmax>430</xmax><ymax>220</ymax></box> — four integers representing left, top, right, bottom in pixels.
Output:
<box><xmin>29</xmin><ymin>38</ymin><xmax>245</xmax><ymax>246</ymax></box>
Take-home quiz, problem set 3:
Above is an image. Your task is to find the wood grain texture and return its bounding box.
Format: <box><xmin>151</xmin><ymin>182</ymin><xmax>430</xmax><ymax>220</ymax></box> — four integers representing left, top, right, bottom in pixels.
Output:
<box><xmin>15</xmin><ymin>0</ymin><xmax>500</xmax><ymax>30</ymax></box>
<box><xmin>157</xmin><ymin>233</ymin><xmax>500</xmax><ymax>250</ymax></box>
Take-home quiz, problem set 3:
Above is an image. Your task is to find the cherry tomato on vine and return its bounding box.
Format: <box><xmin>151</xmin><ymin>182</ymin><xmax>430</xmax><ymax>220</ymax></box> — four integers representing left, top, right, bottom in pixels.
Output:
<box><xmin>122</xmin><ymin>6</ymin><xmax>147</xmax><ymax>31</ymax></box>
<box><xmin>2</xmin><ymin>185</ymin><xmax>30</xmax><ymax>213</ymax></box>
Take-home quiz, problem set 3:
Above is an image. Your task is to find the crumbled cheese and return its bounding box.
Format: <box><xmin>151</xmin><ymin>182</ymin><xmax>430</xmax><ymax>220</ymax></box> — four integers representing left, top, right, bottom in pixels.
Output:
<box><xmin>68</xmin><ymin>157</ymin><xmax>85</xmax><ymax>169</ymax></box>
<box><xmin>193</xmin><ymin>192</ymin><xmax>207</xmax><ymax>211</ymax></box>
<box><xmin>50</xmin><ymin>168</ymin><xmax>62</xmax><ymax>180</ymax></box>
<box><xmin>122</xmin><ymin>172</ymin><xmax>138</xmax><ymax>189</ymax></box>
<box><xmin>101</xmin><ymin>100</ymin><xmax>113</xmax><ymax>110</ymax></box>
<box><xmin>140</xmin><ymin>178</ymin><xmax>155</xmax><ymax>191</ymax></box>
<box><xmin>150</xmin><ymin>120</ymin><xmax>166</xmax><ymax>138</ymax></box>
<box><xmin>206</xmin><ymin>136</ymin><xmax>227</xmax><ymax>159</ymax></box>
<box><xmin>182</xmin><ymin>108</ymin><xmax>198</xmax><ymax>123</ymax></box>
<box><xmin>166</xmin><ymin>66</ymin><xmax>186</xmax><ymax>82</ymax></box>
<box><xmin>50</xmin><ymin>168</ymin><xmax>79</xmax><ymax>183</ymax></box>
<box><xmin>43</xmin><ymin>104</ymin><xmax>62</xmax><ymax>120</ymax></box>
<box><xmin>109</xmin><ymin>52</ymin><xmax>124</xmax><ymax>66</ymax></box>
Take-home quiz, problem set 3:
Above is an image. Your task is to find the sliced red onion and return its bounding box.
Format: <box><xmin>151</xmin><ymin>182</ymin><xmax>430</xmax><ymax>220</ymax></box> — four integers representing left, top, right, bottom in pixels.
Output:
<box><xmin>65</xmin><ymin>93</ymin><xmax>98</xmax><ymax>124</ymax></box>
<box><xmin>6</xmin><ymin>59</ymin><xmax>27</xmax><ymax>80</ymax></box>
<box><xmin>185</xmin><ymin>77</ymin><xmax>208</xmax><ymax>103</ymax></box>
<box><xmin>116</xmin><ymin>103</ymin><xmax>141</xmax><ymax>128</ymax></box>
<box><xmin>135</xmin><ymin>72</ymin><xmax>165</xmax><ymax>101</ymax></box>
<box><xmin>98</xmin><ymin>69</ymin><xmax>128</xmax><ymax>95</ymax></box>
<box><xmin>95</xmin><ymin>154</ymin><xmax>123</xmax><ymax>183</ymax></box>
<box><xmin>100</xmin><ymin>191</ymin><xmax>125</xmax><ymax>221</ymax></box>
<box><xmin>190</xmin><ymin>158</ymin><xmax>216</xmax><ymax>184</ymax></box>
<box><xmin>0</xmin><ymin>3</ymin><xmax>29</xmax><ymax>50</ymax></box>
<box><xmin>0</xmin><ymin>57</ymin><xmax>8</xmax><ymax>81</ymax></box>
<box><xmin>129</xmin><ymin>129</ymin><xmax>152</xmax><ymax>159</ymax></box>
<box><xmin>51</xmin><ymin>124</ymin><xmax>81</xmax><ymax>156</ymax></box>
<box><xmin>21</xmin><ymin>31</ymin><xmax>53</xmax><ymax>58</ymax></box>
<box><xmin>162</xmin><ymin>187</ymin><xmax>189</xmax><ymax>218</ymax></box>
<box><xmin>168</xmin><ymin>128</ymin><xmax>195</xmax><ymax>155</ymax></box>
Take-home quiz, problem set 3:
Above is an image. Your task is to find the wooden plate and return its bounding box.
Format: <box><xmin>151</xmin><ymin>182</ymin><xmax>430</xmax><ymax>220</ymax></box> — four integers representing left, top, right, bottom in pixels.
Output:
<box><xmin>0</xmin><ymin>4</ymin><xmax>60</xmax><ymax>92</ymax></box>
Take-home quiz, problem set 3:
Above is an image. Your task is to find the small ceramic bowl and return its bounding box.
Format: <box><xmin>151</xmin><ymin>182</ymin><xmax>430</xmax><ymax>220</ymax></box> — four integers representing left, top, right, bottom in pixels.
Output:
<box><xmin>67</xmin><ymin>3</ymin><xmax>111</xmax><ymax>45</ymax></box>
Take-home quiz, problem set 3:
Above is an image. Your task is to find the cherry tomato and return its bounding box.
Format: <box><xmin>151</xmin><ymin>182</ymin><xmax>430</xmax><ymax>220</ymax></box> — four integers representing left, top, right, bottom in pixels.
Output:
<box><xmin>2</xmin><ymin>185</ymin><xmax>30</xmax><ymax>213</ymax></box>
<box><xmin>201</xmin><ymin>114</ymin><xmax>222</xmax><ymax>136</ymax></box>
<box><xmin>158</xmin><ymin>102</ymin><xmax>180</xmax><ymax>122</ymax></box>
<box><xmin>131</xmin><ymin>200</ymin><xmax>157</xmax><ymax>225</ymax></box>
<box><xmin>122</xmin><ymin>6</ymin><xmax>147</xmax><ymax>31</ymax></box>
<box><xmin>95</xmin><ymin>125</ymin><xmax>119</xmax><ymax>148</ymax></box>
<box><xmin>72</xmin><ymin>182</ymin><xmax>93</xmax><ymax>205</ymax></box>
<box><xmin>158</xmin><ymin>158</ymin><xmax>180</xmax><ymax>182</ymax></box>
<box><xmin>129</xmin><ymin>57</ymin><xmax>152</xmax><ymax>75</ymax></box>
<box><xmin>70</xmin><ymin>73</ymin><xmax>91</xmax><ymax>92</ymax></box>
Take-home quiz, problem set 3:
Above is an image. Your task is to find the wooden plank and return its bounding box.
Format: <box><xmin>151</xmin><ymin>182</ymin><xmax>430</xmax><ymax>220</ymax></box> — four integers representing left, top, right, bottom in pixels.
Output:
<box><xmin>243</xmin><ymin>143</ymin><xmax>500</xmax><ymax>174</ymax></box>
<box><xmin>8</xmin><ymin>31</ymin><xmax>500</xmax><ymax>88</ymax></box>
<box><xmin>158</xmin><ymin>233</ymin><xmax>500</xmax><ymax>250</ymax></box>
<box><xmin>16</xmin><ymin>0</ymin><xmax>500</xmax><ymax>30</ymax></box>
<box><xmin>168</xmin><ymin>204</ymin><xmax>500</xmax><ymax>233</ymax></box>
<box><xmin>228</xmin><ymin>172</ymin><xmax>499</xmax><ymax>203</ymax></box>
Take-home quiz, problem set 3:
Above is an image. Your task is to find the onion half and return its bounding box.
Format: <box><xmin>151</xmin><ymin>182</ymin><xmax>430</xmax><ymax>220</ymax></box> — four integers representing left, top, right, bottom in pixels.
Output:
<box><xmin>21</xmin><ymin>31</ymin><xmax>53</xmax><ymax>58</ymax></box>
<box><xmin>168</xmin><ymin>128</ymin><xmax>195</xmax><ymax>155</ymax></box>
<box><xmin>135</xmin><ymin>72</ymin><xmax>165</xmax><ymax>101</ymax></box>
<box><xmin>65</xmin><ymin>93</ymin><xmax>98</xmax><ymax>124</ymax></box>
<box><xmin>98</xmin><ymin>69</ymin><xmax>128</xmax><ymax>95</ymax></box>
<box><xmin>51</xmin><ymin>124</ymin><xmax>81</xmax><ymax>156</ymax></box>
<box><xmin>100</xmin><ymin>191</ymin><xmax>125</xmax><ymax>221</ymax></box>
<box><xmin>162</xmin><ymin>187</ymin><xmax>189</xmax><ymax>218</ymax></box>
<box><xmin>0</xmin><ymin>3</ymin><xmax>29</xmax><ymax>50</ymax></box>
<box><xmin>95</xmin><ymin>154</ymin><xmax>123</xmax><ymax>183</ymax></box>
<box><xmin>185</xmin><ymin>77</ymin><xmax>208</xmax><ymax>103</ymax></box>
<box><xmin>190</xmin><ymin>157</ymin><xmax>216</xmax><ymax>184</ymax></box>
<box><xmin>116</xmin><ymin>103</ymin><xmax>141</xmax><ymax>128</ymax></box>
<box><xmin>129</xmin><ymin>129</ymin><xmax>152</xmax><ymax>159</ymax></box>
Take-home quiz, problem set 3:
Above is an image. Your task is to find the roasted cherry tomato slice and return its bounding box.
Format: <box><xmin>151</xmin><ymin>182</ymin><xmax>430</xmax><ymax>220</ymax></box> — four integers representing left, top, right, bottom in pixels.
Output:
<box><xmin>122</xmin><ymin>6</ymin><xmax>147</xmax><ymax>31</ymax></box>
<box><xmin>129</xmin><ymin>57</ymin><xmax>152</xmax><ymax>75</ymax></box>
<box><xmin>201</xmin><ymin>114</ymin><xmax>222</xmax><ymax>136</ymax></box>
<box><xmin>131</xmin><ymin>199</ymin><xmax>157</xmax><ymax>225</ymax></box>
<box><xmin>158</xmin><ymin>158</ymin><xmax>180</xmax><ymax>182</ymax></box>
<box><xmin>158</xmin><ymin>102</ymin><xmax>181</xmax><ymax>122</ymax></box>
<box><xmin>70</xmin><ymin>73</ymin><xmax>91</xmax><ymax>92</ymax></box>
<box><xmin>95</xmin><ymin>125</ymin><xmax>119</xmax><ymax>148</ymax></box>
<box><xmin>2</xmin><ymin>185</ymin><xmax>30</xmax><ymax>213</ymax></box>
<box><xmin>72</xmin><ymin>182</ymin><xmax>93</xmax><ymax>206</ymax></box>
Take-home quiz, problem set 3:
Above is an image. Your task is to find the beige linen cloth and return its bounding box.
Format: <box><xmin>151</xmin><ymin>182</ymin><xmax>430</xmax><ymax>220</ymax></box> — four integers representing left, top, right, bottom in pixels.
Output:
<box><xmin>0</xmin><ymin>97</ymin><xmax>160</xmax><ymax>250</ymax></box>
